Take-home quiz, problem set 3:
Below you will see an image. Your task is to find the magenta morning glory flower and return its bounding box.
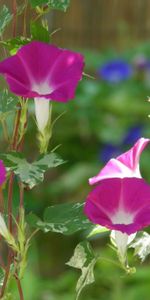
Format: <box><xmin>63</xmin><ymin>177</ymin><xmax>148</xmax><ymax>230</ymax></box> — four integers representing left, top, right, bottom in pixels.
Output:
<box><xmin>84</xmin><ymin>178</ymin><xmax>150</xmax><ymax>235</ymax></box>
<box><xmin>0</xmin><ymin>160</ymin><xmax>6</xmax><ymax>185</ymax></box>
<box><xmin>84</xmin><ymin>177</ymin><xmax>150</xmax><ymax>264</ymax></box>
<box><xmin>89</xmin><ymin>138</ymin><xmax>150</xmax><ymax>185</ymax></box>
<box><xmin>0</xmin><ymin>41</ymin><xmax>84</xmax><ymax>132</ymax></box>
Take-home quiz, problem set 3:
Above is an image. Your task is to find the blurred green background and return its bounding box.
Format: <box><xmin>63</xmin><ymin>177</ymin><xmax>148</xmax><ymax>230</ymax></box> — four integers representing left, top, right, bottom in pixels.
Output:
<box><xmin>2</xmin><ymin>1</ymin><xmax>150</xmax><ymax>299</ymax></box>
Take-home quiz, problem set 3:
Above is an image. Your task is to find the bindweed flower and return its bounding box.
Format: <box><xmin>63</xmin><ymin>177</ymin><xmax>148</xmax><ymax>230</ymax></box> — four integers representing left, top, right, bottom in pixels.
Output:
<box><xmin>98</xmin><ymin>59</ymin><xmax>132</xmax><ymax>83</ymax></box>
<box><xmin>84</xmin><ymin>178</ymin><xmax>150</xmax><ymax>266</ymax></box>
<box><xmin>0</xmin><ymin>41</ymin><xmax>84</xmax><ymax>151</ymax></box>
<box><xmin>90</xmin><ymin>137</ymin><xmax>150</xmax><ymax>185</ymax></box>
<box><xmin>0</xmin><ymin>160</ymin><xmax>6</xmax><ymax>185</ymax></box>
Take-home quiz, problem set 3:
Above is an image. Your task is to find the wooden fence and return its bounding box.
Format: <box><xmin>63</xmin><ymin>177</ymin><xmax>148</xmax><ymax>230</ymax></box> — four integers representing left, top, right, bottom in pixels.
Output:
<box><xmin>2</xmin><ymin>0</ymin><xmax>150</xmax><ymax>50</ymax></box>
<box><xmin>50</xmin><ymin>0</ymin><xmax>150</xmax><ymax>50</ymax></box>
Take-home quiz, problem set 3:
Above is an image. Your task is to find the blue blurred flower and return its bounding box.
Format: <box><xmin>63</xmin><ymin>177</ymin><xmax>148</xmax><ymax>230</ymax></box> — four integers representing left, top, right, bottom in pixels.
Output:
<box><xmin>101</xmin><ymin>144</ymin><xmax>121</xmax><ymax>163</ymax></box>
<box><xmin>98</xmin><ymin>59</ymin><xmax>133</xmax><ymax>83</ymax></box>
<box><xmin>100</xmin><ymin>125</ymin><xmax>143</xmax><ymax>163</ymax></box>
<box><xmin>122</xmin><ymin>125</ymin><xmax>142</xmax><ymax>145</ymax></box>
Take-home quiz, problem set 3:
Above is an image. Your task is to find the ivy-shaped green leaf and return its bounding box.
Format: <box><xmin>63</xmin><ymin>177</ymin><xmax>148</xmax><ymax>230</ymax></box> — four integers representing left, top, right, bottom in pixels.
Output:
<box><xmin>27</xmin><ymin>202</ymin><xmax>94</xmax><ymax>235</ymax></box>
<box><xmin>0</xmin><ymin>152</ymin><xmax>64</xmax><ymax>188</ymax></box>
<box><xmin>0</xmin><ymin>5</ymin><xmax>12</xmax><ymax>36</ymax></box>
<box><xmin>30</xmin><ymin>22</ymin><xmax>50</xmax><ymax>43</ymax></box>
<box><xmin>29</xmin><ymin>0</ymin><xmax>70</xmax><ymax>11</ymax></box>
<box><xmin>0</xmin><ymin>37</ymin><xmax>30</xmax><ymax>55</ymax></box>
<box><xmin>0</xmin><ymin>90</ymin><xmax>18</xmax><ymax>119</ymax></box>
<box><xmin>130</xmin><ymin>232</ymin><xmax>150</xmax><ymax>262</ymax></box>
<box><xmin>67</xmin><ymin>241</ymin><xmax>97</xmax><ymax>300</ymax></box>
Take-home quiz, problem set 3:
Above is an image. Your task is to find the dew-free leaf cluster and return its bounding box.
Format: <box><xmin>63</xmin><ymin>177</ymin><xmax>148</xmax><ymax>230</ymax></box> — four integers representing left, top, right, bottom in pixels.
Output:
<box><xmin>0</xmin><ymin>152</ymin><xmax>64</xmax><ymax>188</ymax></box>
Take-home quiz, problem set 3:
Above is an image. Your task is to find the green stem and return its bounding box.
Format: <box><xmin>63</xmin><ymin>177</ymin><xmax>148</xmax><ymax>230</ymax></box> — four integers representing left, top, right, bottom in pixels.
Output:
<box><xmin>7</xmin><ymin>173</ymin><xmax>14</xmax><ymax>234</ymax></box>
<box><xmin>0</xmin><ymin>252</ymin><xmax>12</xmax><ymax>298</ymax></box>
<box><xmin>1</xmin><ymin>120</ymin><xmax>10</xmax><ymax>144</ymax></box>
<box><xmin>0</xmin><ymin>107</ymin><xmax>23</xmax><ymax>298</ymax></box>
<box><xmin>15</xmin><ymin>276</ymin><xmax>24</xmax><ymax>300</ymax></box>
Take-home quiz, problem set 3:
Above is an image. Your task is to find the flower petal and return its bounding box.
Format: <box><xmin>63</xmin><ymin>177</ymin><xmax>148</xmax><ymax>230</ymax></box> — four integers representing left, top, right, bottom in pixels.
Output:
<box><xmin>0</xmin><ymin>41</ymin><xmax>84</xmax><ymax>101</ymax></box>
<box><xmin>84</xmin><ymin>178</ymin><xmax>150</xmax><ymax>235</ymax></box>
<box><xmin>117</xmin><ymin>137</ymin><xmax>149</xmax><ymax>170</ymax></box>
<box><xmin>89</xmin><ymin>138</ymin><xmax>150</xmax><ymax>185</ymax></box>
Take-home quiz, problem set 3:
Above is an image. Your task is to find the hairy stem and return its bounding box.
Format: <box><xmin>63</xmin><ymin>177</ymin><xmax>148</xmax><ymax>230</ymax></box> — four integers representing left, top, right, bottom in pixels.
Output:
<box><xmin>0</xmin><ymin>252</ymin><xmax>12</xmax><ymax>298</ymax></box>
<box><xmin>1</xmin><ymin>120</ymin><xmax>10</xmax><ymax>144</ymax></box>
<box><xmin>8</xmin><ymin>107</ymin><xmax>22</xmax><ymax>232</ymax></box>
<box><xmin>0</xmin><ymin>187</ymin><xmax>4</xmax><ymax>213</ymax></box>
<box><xmin>7</xmin><ymin>173</ymin><xmax>14</xmax><ymax>234</ymax></box>
<box><xmin>0</xmin><ymin>107</ymin><xmax>23</xmax><ymax>298</ymax></box>
<box><xmin>16</xmin><ymin>276</ymin><xmax>24</xmax><ymax>300</ymax></box>
<box><xmin>12</xmin><ymin>107</ymin><xmax>22</xmax><ymax>151</ymax></box>
<box><xmin>19</xmin><ymin>182</ymin><xmax>24</xmax><ymax>211</ymax></box>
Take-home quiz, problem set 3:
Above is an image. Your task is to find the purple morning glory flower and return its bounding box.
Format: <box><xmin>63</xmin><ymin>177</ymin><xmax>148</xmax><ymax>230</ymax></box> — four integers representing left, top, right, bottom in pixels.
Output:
<box><xmin>0</xmin><ymin>41</ymin><xmax>84</xmax><ymax>132</ymax></box>
<box><xmin>98</xmin><ymin>59</ymin><xmax>132</xmax><ymax>83</ymax></box>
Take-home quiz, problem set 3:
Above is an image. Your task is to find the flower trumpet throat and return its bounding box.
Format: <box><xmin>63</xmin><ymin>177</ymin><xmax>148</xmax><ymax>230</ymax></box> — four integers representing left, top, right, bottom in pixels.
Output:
<box><xmin>36</xmin><ymin>101</ymin><xmax>53</xmax><ymax>153</ymax></box>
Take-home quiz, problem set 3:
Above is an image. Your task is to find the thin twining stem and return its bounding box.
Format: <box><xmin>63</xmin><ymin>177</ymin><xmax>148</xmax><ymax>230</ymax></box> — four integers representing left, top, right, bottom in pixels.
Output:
<box><xmin>15</xmin><ymin>276</ymin><xmax>24</xmax><ymax>300</ymax></box>
<box><xmin>0</xmin><ymin>252</ymin><xmax>12</xmax><ymax>298</ymax></box>
<box><xmin>0</xmin><ymin>107</ymin><xmax>23</xmax><ymax>299</ymax></box>
<box><xmin>0</xmin><ymin>186</ymin><xmax>4</xmax><ymax>213</ymax></box>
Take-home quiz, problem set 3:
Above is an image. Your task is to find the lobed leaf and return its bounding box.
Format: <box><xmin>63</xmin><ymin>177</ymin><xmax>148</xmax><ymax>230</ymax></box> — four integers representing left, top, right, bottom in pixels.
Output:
<box><xmin>0</xmin><ymin>152</ymin><xmax>64</xmax><ymax>188</ymax></box>
<box><xmin>0</xmin><ymin>90</ymin><xmax>18</xmax><ymax>117</ymax></box>
<box><xmin>30</xmin><ymin>22</ymin><xmax>50</xmax><ymax>43</ymax></box>
<box><xmin>27</xmin><ymin>202</ymin><xmax>94</xmax><ymax>234</ymax></box>
<box><xmin>29</xmin><ymin>0</ymin><xmax>70</xmax><ymax>11</ymax></box>
<box><xmin>130</xmin><ymin>232</ymin><xmax>150</xmax><ymax>262</ymax></box>
<box><xmin>0</xmin><ymin>37</ymin><xmax>30</xmax><ymax>55</ymax></box>
<box><xmin>67</xmin><ymin>241</ymin><xmax>97</xmax><ymax>300</ymax></box>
